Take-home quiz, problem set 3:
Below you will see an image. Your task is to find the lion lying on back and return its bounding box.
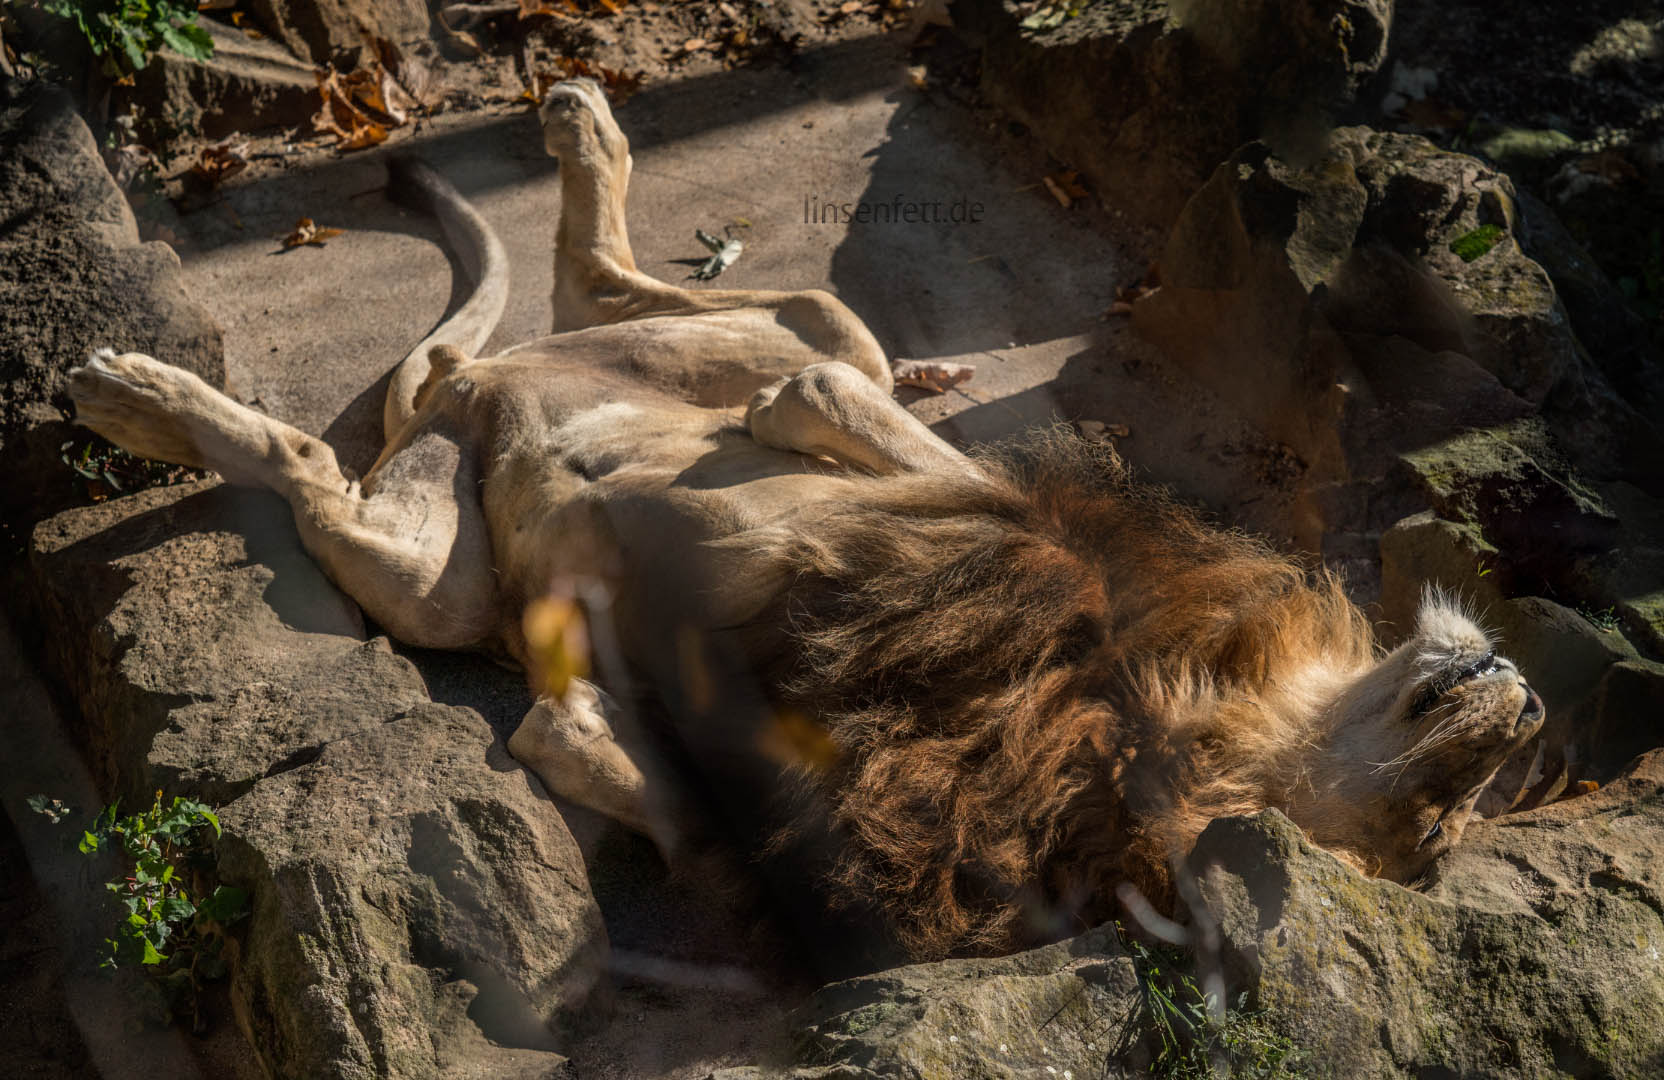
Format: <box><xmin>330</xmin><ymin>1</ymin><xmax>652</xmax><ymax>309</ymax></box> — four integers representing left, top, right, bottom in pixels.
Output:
<box><xmin>67</xmin><ymin>79</ymin><xmax>1545</xmax><ymax>962</ymax></box>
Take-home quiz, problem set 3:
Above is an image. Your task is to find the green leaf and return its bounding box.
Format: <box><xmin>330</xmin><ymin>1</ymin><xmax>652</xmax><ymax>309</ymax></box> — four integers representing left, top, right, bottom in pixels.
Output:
<box><xmin>197</xmin><ymin>884</ymin><xmax>250</xmax><ymax>925</ymax></box>
<box><xmin>1448</xmin><ymin>223</ymin><xmax>1506</xmax><ymax>263</ymax></box>
<box><xmin>141</xmin><ymin>938</ymin><xmax>167</xmax><ymax>965</ymax></box>
<box><xmin>78</xmin><ymin>830</ymin><xmax>101</xmax><ymax>854</ymax></box>
<box><xmin>197</xmin><ymin>807</ymin><xmax>221</xmax><ymax>838</ymax></box>
<box><xmin>159</xmin><ymin>21</ymin><xmax>213</xmax><ymax>63</ymax></box>
<box><xmin>159</xmin><ymin>896</ymin><xmax>195</xmax><ymax>926</ymax></box>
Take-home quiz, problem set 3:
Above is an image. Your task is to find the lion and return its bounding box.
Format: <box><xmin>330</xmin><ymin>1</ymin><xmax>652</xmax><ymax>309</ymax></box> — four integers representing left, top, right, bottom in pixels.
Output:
<box><xmin>66</xmin><ymin>79</ymin><xmax>1545</xmax><ymax>963</ymax></box>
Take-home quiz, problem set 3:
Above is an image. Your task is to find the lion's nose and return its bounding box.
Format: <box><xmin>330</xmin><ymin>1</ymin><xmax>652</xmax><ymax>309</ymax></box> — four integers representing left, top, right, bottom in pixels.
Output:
<box><xmin>1518</xmin><ymin>683</ymin><xmax>1544</xmax><ymax>725</ymax></box>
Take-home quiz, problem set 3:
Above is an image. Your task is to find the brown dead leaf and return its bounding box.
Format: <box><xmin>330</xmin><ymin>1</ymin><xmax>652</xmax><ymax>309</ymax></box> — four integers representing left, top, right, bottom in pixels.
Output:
<box><xmin>1040</xmin><ymin>168</ymin><xmax>1089</xmax><ymax>208</ymax></box>
<box><xmin>839</xmin><ymin>0</ymin><xmax>862</xmax><ymax>11</ymax></box>
<box><xmin>596</xmin><ymin>0</ymin><xmax>623</xmax><ymax>12</ymax></box>
<box><xmin>281</xmin><ymin>217</ymin><xmax>346</xmax><ymax>248</ymax></box>
<box><xmin>191</xmin><ymin>139</ymin><xmax>250</xmax><ymax>187</ymax></box>
<box><xmin>892</xmin><ymin>359</ymin><xmax>975</xmax><ymax>393</ymax></box>
<box><xmin>526</xmin><ymin>60</ymin><xmax>645</xmax><ymax>104</ymax></box>
<box><xmin>313</xmin><ymin>62</ymin><xmax>407</xmax><ymax>149</ymax></box>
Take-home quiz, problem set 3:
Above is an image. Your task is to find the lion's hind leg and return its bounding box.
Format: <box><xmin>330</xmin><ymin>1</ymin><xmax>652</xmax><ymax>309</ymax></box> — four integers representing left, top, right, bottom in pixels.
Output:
<box><xmin>746</xmin><ymin>361</ymin><xmax>976</xmax><ymax>477</ymax></box>
<box><xmin>69</xmin><ymin>350</ymin><xmax>500</xmax><ymax>651</ymax></box>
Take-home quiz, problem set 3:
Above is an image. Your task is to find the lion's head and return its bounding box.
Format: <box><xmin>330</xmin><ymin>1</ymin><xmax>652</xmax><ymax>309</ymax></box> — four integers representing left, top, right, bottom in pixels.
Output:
<box><xmin>740</xmin><ymin>431</ymin><xmax>1543</xmax><ymax>960</ymax></box>
<box><xmin>1308</xmin><ymin>594</ymin><xmax>1545</xmax><ymax>882</ymax></box>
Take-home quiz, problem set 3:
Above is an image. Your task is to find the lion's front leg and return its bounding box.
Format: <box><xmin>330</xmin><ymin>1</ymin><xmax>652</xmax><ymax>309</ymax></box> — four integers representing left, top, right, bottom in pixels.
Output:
<box><xmin>746</xmin><ymin>361</ymin><xmax>977</xmax><ymax>477</ymax></box>
<box><xmin>508</xmin><ymin>679</ymin><xmax>681</xmax><ymax>861</ymax></box>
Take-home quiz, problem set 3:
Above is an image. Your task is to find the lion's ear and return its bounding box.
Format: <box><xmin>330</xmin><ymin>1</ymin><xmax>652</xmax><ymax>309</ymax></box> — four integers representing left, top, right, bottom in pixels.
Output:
<box><xmin>1411</xmin><ymin>586</ymin><xmax>1491</xmax><ymax>658</ymax></box>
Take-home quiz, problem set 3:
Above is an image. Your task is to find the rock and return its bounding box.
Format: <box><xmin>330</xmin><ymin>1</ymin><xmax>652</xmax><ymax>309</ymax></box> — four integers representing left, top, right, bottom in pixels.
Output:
<box><xmin>739</xmin><ymin>925</ymin><xmax>1137</xmax><ymax>1079</ymax></box>
<box><xmin>217</xmin><ymin>703</ymin><xmax>608</xmax><ymax>1079</ymax></box>
<box><xmin>1134</xmin><ymin>125</ymin><xmax>1664</xmax><ymax>635</ymax></box>
<box><xmin>1587</xmin><ymin>660</ymin><xmax>1664</xmax><ymax>778</ymax></box>
<box><xmin>243</xmin><ymin>0</ymin><xmax>432</xmax><ymax>67</ymax></box>
<box><xmin>29</xmin><ymin>478</ymin><xmax>611</xmax><ymax>1077</ymax></box>
<box><xmin>955</xmin><ymin>0</ymin><xmax>1390</xmax><ymax>227</ymax></box>
<box><xmin>30</xmin><ymin>480</ymin><xmax>430</xmax><ymax>804</ymax></box>
<box><xmin>1191</xmin><ymin>772</ymin><xmax>1664</xmax><ymax>1079</ymax></box>
<box><xmin>1396</xmin><ymin>423</ymin><xmax>1621</xmax><ymax>582</ymax></box>
<box><xmin>0</xmin><ymin>78</ymin><xmax>223</xmax><ymax>538</ymax></box>
<box><xmin>127</xmin><ymin>19</ymin><xmax>320</xmax><ymax>140</ymax></box>
<box><xmin>1376</xmin><ymin>511</ymin><xmax>1510</xmax><ymax>642</ymax></box>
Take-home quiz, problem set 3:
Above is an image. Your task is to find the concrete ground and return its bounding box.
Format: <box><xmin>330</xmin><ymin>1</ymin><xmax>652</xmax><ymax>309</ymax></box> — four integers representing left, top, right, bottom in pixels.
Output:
<box><xmin>156</xmin><ymin>27</ymin><xmax>1303</xmax><ymax>1079</ymax></box>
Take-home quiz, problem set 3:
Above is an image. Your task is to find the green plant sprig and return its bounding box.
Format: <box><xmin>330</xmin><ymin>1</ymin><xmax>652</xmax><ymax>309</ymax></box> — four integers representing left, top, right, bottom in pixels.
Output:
<box><xmin>28</xmin><ymin>790</ymin><xmax>249</xmax><ymax>1028</ymax></box>
<box><xmin>26</xmin><ymin>0</ymin><xmax>213</xmax><ymax>78</ymax></box>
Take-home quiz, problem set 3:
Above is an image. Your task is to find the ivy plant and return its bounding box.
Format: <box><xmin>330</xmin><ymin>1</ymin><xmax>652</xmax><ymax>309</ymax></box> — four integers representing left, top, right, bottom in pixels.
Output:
<box><xmin>29</xmin><ymin>790</ymin><xmax>249</xmax><ymax>1028</ymax></box>
<box><xmin>26</xmin><ymin>0</ymin><xmax>213</xmax><ymax>76</ymax></box>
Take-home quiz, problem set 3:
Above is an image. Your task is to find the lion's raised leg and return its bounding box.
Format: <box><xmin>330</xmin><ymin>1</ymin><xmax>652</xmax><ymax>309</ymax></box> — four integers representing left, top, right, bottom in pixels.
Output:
<box><xmin>540</xmin><ymin>79</ymin><xmax>892</xmax><ymax>394</ymax></box>
<box><xmin>746</xmin><ymin>362</ymin><xmax>977</xmax><ymax>477</ymax></box>
<box><xmin>69</xmin><ymin>351</ymin><xmax>499</xmax><ymax>650</ymax></box>
<box><xmin>508</xmin><ymin>679</ymin><xmax>680</xmax><ymax>858</ymax></box>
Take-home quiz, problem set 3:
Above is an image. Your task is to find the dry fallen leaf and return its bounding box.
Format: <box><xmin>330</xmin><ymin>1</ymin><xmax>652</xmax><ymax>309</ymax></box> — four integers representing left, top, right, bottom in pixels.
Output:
<box><xmin>892</xmin><ymin>359</ymin><xmax>975</xmax><ymax>393</ymax></box>
<box><xmin>191</xmin><ymin>138</ymin><xmax>250</xmax><ymax>187</ymax></box>
<box><xmin>525</xmin><ymin>60</ymin><xmax>645</xmax><ymax>104</ymax></box>
<box><xmin>281</xmin><ymin>217</ymin><xmax>346</xmax><ymax>248</ymax></box>
<box><xmin>1040</xmin><ymin>168</ymin><xmax>1090</xmax><ymax>209</ymax></box>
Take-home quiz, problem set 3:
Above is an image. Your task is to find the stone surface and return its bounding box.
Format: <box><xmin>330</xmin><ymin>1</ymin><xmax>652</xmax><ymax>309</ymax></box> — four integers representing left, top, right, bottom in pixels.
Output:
<box><xmin>27</xmin><ymin>476</ymin><xmax>609</xmax><ymax>1078</ymax></box>
<box><xmin>1191</xmin><ymin>766</ymin><xmax>1664</xmax><ymax>1079</ymax></box>
<box><xmin>127</xmin><ymin>19</ymin><xmax>320</xmax><ymax>139</ymax></box>
<box><xmin>1133</xmin><ymin>123</ymin><xmax>1664</xmax><ymax>652</ymax></box>
<box><xmin>955</xmin><ymin>0</ymin><xmax>1391</xmax><ymax>227</ymax></box>
<box><xmin>0</xmin><ymin>78</ymin><xmax>223</xmax><ymax>536</ymax></box>
<box><xmin>731</xmin><ymin>926</ymin><xmax>1139</xmax><ymax>1079</ymax></box>
<box><xmin>29</xmin><ymin>480</ymin><xmax>427</xmax><ymax>804</ymax></box>
<box><xmin>218</xmin><ymin>703</ymin><xmax>607</xmax><ymax>1079</ymax></box>
<box><xmin>244</xmin><ymin>0</ymin><xmax>431</xmax><ymax>67</ymax></box>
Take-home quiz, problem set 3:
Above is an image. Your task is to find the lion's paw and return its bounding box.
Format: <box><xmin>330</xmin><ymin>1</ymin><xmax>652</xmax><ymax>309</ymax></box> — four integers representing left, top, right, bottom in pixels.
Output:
<box><xmin>539</xmin><ymin>78</ymin><xmax>627</xmax><ymax>165</ymax></box>
<box><xmin>67</xmin><ymin>349</ymin><xmax>218</xmax><ymax>469</ymax></box>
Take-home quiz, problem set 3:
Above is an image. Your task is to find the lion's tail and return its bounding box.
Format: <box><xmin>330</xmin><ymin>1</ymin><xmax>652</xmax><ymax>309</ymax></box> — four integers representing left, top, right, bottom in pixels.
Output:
<box><xmin>380</xmin><ymin>156</ymin><xmax>510</xmax><ymax>443</ymax></box>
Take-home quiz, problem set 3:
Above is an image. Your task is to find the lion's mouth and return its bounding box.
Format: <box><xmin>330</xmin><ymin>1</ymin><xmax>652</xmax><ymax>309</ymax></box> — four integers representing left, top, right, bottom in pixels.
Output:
<box><xmin>1513</xmin><ymin>685</ymin><xmax>1545</xmax><ymax>736</ymax></box>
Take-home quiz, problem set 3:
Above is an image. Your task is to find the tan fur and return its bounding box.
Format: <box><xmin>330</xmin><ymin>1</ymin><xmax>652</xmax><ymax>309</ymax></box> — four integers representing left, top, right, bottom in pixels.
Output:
<box><xmin>65</xmin><ymin>80</ymin><xmax>1545</xmax><ymax>962</ymax></box>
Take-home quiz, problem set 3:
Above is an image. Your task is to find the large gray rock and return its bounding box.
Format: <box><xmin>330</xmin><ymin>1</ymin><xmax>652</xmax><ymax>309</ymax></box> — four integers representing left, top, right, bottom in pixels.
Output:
<box><xmin>218</xmin><ymin>704</ymin><xmax>608</xmax><ymax>1080</ymax></box>
<box><xmin>1191</xmin><ymin>757</ymin><xmax>1664</xmax><ymax>1079</ymax></box>
<box><xmin>1132</xmin><ymin>125</ymin><xmax>1664</xmax><ymax>654</ymax></box>
<box><xmin>954</xmin><ymin>0</ymin><xmax>1391</xmax><ymax>227</ymax></box>
<box><xmin>718</xmin><ymin>926</ymin><xmax>1140</xmax><ymax>1079</ymax></box>
<box><xmin>28</xmin><ymin>479</ymin><xmax>610</xmax><ymax>1077</ymax></box>
<box><xmin>0</xmin><ymin>78</ymin><xmax>223</xmax><ymax>536</ymax></box>
<box><xmin>30</xmin><ymin>480</ymin><xmax>427</xmax><ymax>804</ymax></box>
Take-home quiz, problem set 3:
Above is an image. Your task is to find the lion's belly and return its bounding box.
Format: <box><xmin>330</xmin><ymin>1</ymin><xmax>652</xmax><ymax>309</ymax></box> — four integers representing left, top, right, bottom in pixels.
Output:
<box><xmin>477</xmin><ymin>394</ymin><xmax>866</xmax><ymax>666</ymax></box>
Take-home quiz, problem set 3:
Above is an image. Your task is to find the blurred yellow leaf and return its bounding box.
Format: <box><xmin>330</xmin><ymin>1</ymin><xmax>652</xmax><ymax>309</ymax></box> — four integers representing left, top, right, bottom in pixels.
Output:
<box><xmin>757</xmin><ymin>709</ymin><xmax>840</xmax><ymax>773</ymax></box>
<box><xmin>523</xmin><ymin>592</ymin><xmax>591</xmax><ymax>699</ymax></box>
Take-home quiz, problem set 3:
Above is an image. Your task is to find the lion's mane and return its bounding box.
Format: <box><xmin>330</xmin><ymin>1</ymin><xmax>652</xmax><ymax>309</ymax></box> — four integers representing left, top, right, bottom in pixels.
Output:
<box><xmin>743</xmin><ymin>431</ymin><xmax>1377</xmax><ymax>960</ymax></box>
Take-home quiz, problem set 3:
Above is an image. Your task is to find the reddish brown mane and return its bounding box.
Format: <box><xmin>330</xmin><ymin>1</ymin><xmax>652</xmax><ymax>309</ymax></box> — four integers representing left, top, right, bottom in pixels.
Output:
<box><xmin>750</xmin><ymin>431</ymin><xmax>1374</xmax><ymax>959</ymax></box>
